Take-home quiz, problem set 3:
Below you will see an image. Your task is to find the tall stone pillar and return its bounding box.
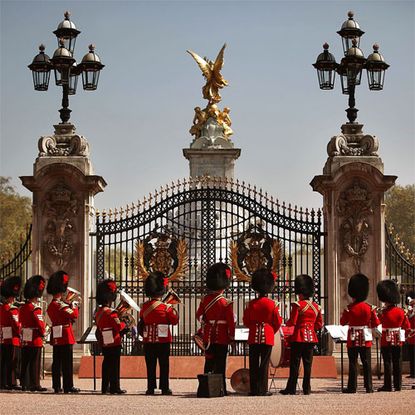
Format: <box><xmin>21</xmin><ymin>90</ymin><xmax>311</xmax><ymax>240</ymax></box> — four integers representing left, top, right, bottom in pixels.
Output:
<box><xmin>311</xmin><ymin>123</ymin><xmax>396</xmax><ymax>324</ymax></box>
<box><xmin>20</xmin><ymin>123</ymin><xmax>106</xmax><ymax>348</ymax></box>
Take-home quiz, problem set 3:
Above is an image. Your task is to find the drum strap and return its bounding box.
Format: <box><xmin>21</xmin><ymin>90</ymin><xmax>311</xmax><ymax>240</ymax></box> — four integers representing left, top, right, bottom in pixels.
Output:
<box><xmin>300</xmin><ymin>300</ymin><xmax>318</xmax><ymax>316</ymax></box>
<box><xmin>204</xmin><ymin>294</ymin><xmax>224</xmax><ymax>315</ymax></box>
<box><xmin>143</xmin><ymin>301</ymin><xmax>163</xmax><ymax>320</ymax></box>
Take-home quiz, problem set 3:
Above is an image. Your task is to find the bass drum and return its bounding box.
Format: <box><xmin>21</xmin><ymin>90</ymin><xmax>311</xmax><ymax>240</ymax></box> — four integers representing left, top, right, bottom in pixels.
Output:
<box><xmin>230</xmin><ymin>368</ymin><xmax>250</xmax><ymax>394</ymax></box>
<box><xmin>270</xmin><ymin>326</ymin><xmax>293</xmax><ymax>368</ymax></box>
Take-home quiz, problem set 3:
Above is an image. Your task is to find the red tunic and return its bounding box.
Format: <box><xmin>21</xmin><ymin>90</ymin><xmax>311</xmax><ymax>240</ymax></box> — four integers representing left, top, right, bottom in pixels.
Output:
<box><xmin>378</xmin><ymin>305</ymin><xmax>410</xmax><ymax>347</ymax></box>
<box><xmin>286</xmin><ymin>300</ymin><xmax>323</xmax><ymax>343</ymax></box>
<box><xmin>140</xmin><ymin>300</ymin><xmax>179</xmax><ymax>343</ymax></box>
<box><xmin>243</xmin><ymin>297</ymin><xmax>282</xmax><ymax>345</ymax></box>
<box><xmin>407</xmin><ymin>310</ymin><xmax>415</xmax><ymax>346</ymax></box>
<box><xmin>47</xmin><ymin>299</ymin><xmax>79</xmax><ymax>346</ymax></box>
<box><xmin>20</xmin><ymin>302</ymin><xmax>45</xmax><ymax>348</ymax></box>
<box><xmin>0</xmin><ymin>303</ymin><xmax>21</xmax><ymax>346</ymax></box>
<box><xmin>340</xmin><ymin>301</ymin><xmax>380</xmax><ymax>348</ymax></box>
<box><xmin>196</xmin><ymin>293</ymin><xmax>235</xmax><ymax>346</ymax></box>
<box><xmin>95</xmin><ymin>306</ymin><xmax>125</xmax><ymax>348</ymax></box>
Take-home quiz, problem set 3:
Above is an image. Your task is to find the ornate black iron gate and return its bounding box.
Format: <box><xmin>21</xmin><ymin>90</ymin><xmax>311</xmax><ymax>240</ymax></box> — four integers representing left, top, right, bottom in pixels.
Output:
<box><xmin>91</xmin><ymin>177</ymin><xmax>324</xmax><ymax>355</ymax></box>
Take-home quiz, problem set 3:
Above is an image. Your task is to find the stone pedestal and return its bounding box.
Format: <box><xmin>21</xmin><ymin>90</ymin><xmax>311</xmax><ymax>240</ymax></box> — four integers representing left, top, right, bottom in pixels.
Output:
<box><xmin>311</xmin><ymin>123</ymin><xmax>396</xmax><ymax>325</ymax></box>
<box><xmin>20</xmin><ymin>123</ymin><xmax>106</xmax><ymax>348</ymax></box>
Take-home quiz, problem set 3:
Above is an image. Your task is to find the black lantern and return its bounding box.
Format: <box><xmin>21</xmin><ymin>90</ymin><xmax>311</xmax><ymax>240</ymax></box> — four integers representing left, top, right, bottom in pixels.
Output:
<box><xmin>78</xmin><ymin>45</ymin><xmax>105</xmax><ymax>91</ymax></box>
<box><xmin>313</xmin><ymin>43</ymin><xmax>337</xmax><ymax>90</ymax></box>
<box><xmin>28</xmin><ymin>44</ymin><xmax>51</xmax><ymax>91</ymax></box>
<box><xmin>337</xmin><ymin>65</ymin><xmax>350</xmax><ymax>95</ymax></box>
<box><xmin>365</xmin><ymin>44</ymin><xmax>389</xmax><ymax>91</ymax></box>
<box><xmin>340</xmin><ymin>39</ymin><xmax>365</xmax><ymax>87</ymax></box>
<box><xmin>337</xmin><ymin>11</ymin><xmax>365</xmax><ymax>54</ymax></box>
<box><xmin>51</xmin><ymin>39</ymin><xmax>75</xmax><ymax>86</ymax></box>
<box><xmin>68</xmin><ymin>62</ymin><xmax>79</xmax><ymax>95</ymax></box>
<box><xmin>53</xmin><ymin>11</ymin><xmax>80</xmax><ymax>55</ymax></box>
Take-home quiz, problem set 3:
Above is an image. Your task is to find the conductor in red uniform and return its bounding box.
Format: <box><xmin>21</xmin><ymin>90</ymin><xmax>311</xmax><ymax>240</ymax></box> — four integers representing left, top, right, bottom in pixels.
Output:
<box><xmin>280</xmin><ymin>274</ymin><xmax>323</xmax><ymax>395</ymax></box>
<box><xmin>20</xmin><ymin>275</ymin><xmax>47</xmax><ymax>392</ymax></box>
<box><xmin>196</xmin><ymin>262</ymin><xmax>235</xmax><ymax>394</ymax></box>
<box><xmin>243</xmin><ymin>268</ymin><xmax>282</xmax><ymax>396</ymax></box>
<box><xmin>376</xmin><ymin>280</ymin><xmax>410</xmax><ymax>392</ymax></box>
<box><xmin>0</xmin><ymin>276</ymin><xmax>22</xmax><ymax>390</ymax></box>
<box><xmin>46</xmin><ymin>271</ymin><xmax>79</xmax><ymax>394</ymax></box>
<box><xmin>340</xmin><ymin>273</ymin><xmax>380</xmax><ymax>393</ymax></box>
<box><xmin>406</xmin><ymin>291</ymin><xmax>415</xmax><ymax>379</ymax></box>
<box><xmin>140</xmin><ymin>271</ymin><xmax>179</xmax><ymax>395</ymax></box>
<box><xmin>95</xmin><ymin>279</ymin><xmax>127</xmax><ymax>394</ymax></box>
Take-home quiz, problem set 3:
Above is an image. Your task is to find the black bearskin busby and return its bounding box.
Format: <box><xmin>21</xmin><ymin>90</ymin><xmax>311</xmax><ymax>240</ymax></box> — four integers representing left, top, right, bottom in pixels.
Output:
<box><xmin>0</xmin><ymin>276</ymin><xmax>22</xmax><ymax>298</ymax></box>
<box><xmin>47</xmin><ymin>270</ymin><xmax>70</xmax><ymax>295</ymax></box>
<box><xmin>377</xmin><ymin>280</ymin><xmax>400</xmax><ymax>305</ymax></box>
<box><xmin>145</xmin><ymin>271</ymin><xmax>167</xmax><ymax>298</ymax></box>
<box><xmin>294</xmin><ymin>274</ymin><xmax>314</xmax><ymax>299</ymax></box>
<box><xmin>24</xmin><ymin>275</ymin><xmax>46</xmax><ymax>300</ymax></box>
<box><xmin>251</xmin><ymin>268</ymin><xmax>276</xmax><ymax>296</ymax></box>
<box><xmin>348</xmin><ymin>273</ymin><xmax>369</xmax><ymax>302</ymax></box>
<box><xmin>206</xmin><ymin>263</ymin><xmax>232</xmax><ymax>291</ymax></box>
<box><xmin>96</xmin><ymin>279</ymin><xmax>118</xmax><ymax>306</ymax></box>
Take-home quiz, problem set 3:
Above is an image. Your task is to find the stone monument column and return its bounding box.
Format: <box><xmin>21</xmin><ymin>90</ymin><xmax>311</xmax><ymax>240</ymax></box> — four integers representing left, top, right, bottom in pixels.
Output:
<box><xmin>311</xmin><ymin>123</ymin><xmax>396</xmax><ymax>324</ymax></box>
<box><xmin>21</xmin><ymin>122</ymin><xmax>106</xmax><ymax>349</ymax></box>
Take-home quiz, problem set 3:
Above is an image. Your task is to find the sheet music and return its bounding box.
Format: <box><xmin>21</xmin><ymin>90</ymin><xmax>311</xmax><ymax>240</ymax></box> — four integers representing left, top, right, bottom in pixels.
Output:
<box><xmin>234</xmin><ymin>328</ymin><xmax>249</xmax><ymax>341</ymax></box>
<box><xmin>326</xmin><ymin>325</ymin><xmax>349</xmax><ymax>341</ymax></box>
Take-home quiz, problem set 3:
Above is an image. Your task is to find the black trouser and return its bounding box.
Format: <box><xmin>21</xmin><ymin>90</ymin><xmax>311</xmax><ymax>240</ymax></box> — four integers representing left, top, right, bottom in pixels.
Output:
<box><xmin>20</xmin><ymin>347</ymin><xmax>42</xmax><ymax>389</ymax></box>
<box><xmin>347</xmin><ymin>347</ymin><xmax>372</xmax><ymax>392</ymax></box>
<box><xmin>381</xmin><ymin>346</ymin><xmax>402</xmax><ymax>390</ymax></box>
<box><xmin>144</xmin><ymin>343</ymin><xmax>170</xmax><ymax>391</ymax></box>
<box><xmin>249</xmin><ymin>344</ymin><xmax>272</xmax><ymax>395</ymax></box>
<box><xmin>408</xmin><ymin>344</ymin><xmax>415</xmax><ymax>377</ymax></box>
<box><xmin>101</xmin><ymin>346</ymin><xmax>121</xmax><ymax>393</ymax></box>
<box><xmin>0</xmin><ymin>344</ymin><xmax>17</xmax><ymax>388</ymax></box>
<box><xmin>285</xmin><ymin>342</ymin><xmax>315</xmax><ymax>394</ymax></box>
<box><xmin>204</xmin><ymin>344</ymin><xmax>228</xmax><ymax>393</ymax></box>
<box><xmin>52</xmin><ymin>344</ymin><xmax>74</xmax><ymax>392</ymax></box>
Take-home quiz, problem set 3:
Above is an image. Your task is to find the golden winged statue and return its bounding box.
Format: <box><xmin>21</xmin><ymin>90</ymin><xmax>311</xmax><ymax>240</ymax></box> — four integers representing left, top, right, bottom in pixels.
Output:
<box><xmin>187</xmin><ymin>44</ymin><xmax>228</xmax><ymax>104</ymax></box>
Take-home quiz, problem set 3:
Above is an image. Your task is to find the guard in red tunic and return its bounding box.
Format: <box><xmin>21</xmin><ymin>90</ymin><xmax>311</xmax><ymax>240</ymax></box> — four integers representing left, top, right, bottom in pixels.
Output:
<box><xmin>243</xmin><ymin>268</ymin><xmax>281</xmax><ymax>396</ymax></box>
<box><xmin>46</xmin><ymin>270</ymin><xmax>79</xmax><ymax>394</ymax></box>
<box><xmin>340</xmin><ymin>273</ymin><xmax>380</xmax><ymax>393</ymax></box>
<box><xmin>406</xmin><ymin>291</ymin><xmax>415</xmax><ymax>379</ymax></box>
<box><xmin>0</xmin><ymin>276</ymin><xmax>22</xmax><ymax>390</ymax></box>
<box><xmin>280</xmin><ymin>274</ymin><xmax>323</xmax><ymax>395</ymax></box>
<box><xmin>140</xmin><ymin>271</ymin><xmax>179</xmax><ymax>395</ymax></box>
<box><xmin>196</xmin><ymin>263</ymin><xmax>235</xmax><ymax>394</ymax></box>
<box><xmin>376</xmin><ymin>280</ymin><xmax>410</xmax><ymax>392</ymax></box>
<box><xmin>20</xmin><ymin>275</ymin><xmax>47</xmax><ymax>392</ymax></box>
<box><xmin>95</xmin><ymin>279</ymin><xmax>127</xmax><ymax>394</ymax></box>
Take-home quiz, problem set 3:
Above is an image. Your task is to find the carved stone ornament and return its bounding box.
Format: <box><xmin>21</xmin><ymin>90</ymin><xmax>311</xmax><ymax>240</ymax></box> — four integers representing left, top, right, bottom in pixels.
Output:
<box><xmin>230</xmin><ymin>221</ymin><xmax>281</xmax><ymax>282</ymax></box>
<box><xmin>38</xmin><ymin>123</ymin><xmax>89</xmax><ymax>157</ymax></box>
<box><xmin>136</xmin><ymin>226</ymin><xmax>188</xmax><ymax>283</ymax></box>
<box><xmin>327</xmin><ymin>123</ymin><xmax>379</xmax><ymax>157</ymax></box>
<box><xmin>336</xmin><ymin>181</ymin><xmax>374</xmax><ymax>270</ymax></box>
<box><xmin>42</xmin><ymin>182</ymin><xmax>79</xmax><ymax>268</ymax></box>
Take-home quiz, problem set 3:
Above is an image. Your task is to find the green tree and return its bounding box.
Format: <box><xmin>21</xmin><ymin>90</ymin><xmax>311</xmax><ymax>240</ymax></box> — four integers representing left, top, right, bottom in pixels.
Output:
<box><xmin>0</xmin><ymin>177</ymin><xmax>32</xmax><ymax>262</ymax></box>
<box><xmin>385</xmin><ymin>184</ymin><xmax>415</xmax><ymax>252</ymax></box>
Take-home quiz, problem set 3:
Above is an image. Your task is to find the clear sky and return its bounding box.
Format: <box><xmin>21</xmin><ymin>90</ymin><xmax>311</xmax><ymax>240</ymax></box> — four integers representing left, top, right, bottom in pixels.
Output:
<box><xmin>1</xmin><ymin>0</ymin><xmax>414</xmax><ymax>212</ymax></box>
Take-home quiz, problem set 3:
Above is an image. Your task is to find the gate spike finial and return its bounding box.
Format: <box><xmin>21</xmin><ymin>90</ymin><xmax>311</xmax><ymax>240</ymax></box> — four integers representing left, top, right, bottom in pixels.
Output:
<box><xmin>108</xmin><ymin>208</ymin><xmax>113</xmax><ymax>219</ymax></box>
<box><xmin>95</xmin><ymin>208</ymin><xmax>100</xmax><ymax>218</ymax></box>
<box><xmin>126</xmin><ymin>204</ymin><xmax>130</xmax><ymax>216</ymax></box>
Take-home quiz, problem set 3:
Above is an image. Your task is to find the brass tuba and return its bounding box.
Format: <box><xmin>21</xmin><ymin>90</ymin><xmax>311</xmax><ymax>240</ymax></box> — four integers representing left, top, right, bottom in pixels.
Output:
<box><xmin>65</xmin><ymin>287</ymin><xmax>82</xmax><ymax>305</ymax></box>
<box><xmin>116</xmin><ymin>290</ymin><xmax>140</xmax><ymax>329</ymax></box>
<box><xmin>162</xmin><ymin>289</ymin><xmax>182</xmax><ymax>305</ymax></box>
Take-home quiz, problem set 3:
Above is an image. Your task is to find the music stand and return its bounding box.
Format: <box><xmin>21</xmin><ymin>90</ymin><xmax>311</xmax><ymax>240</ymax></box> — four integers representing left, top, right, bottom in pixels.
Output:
<box><xmin>234</xmin><ymin>327</ymin><xmax>249</xmax><ymax>368</ymax></box>
<box><xmin>325</xmin><ymin>325</ymin><xmax>348</xmax><ymax>390</ymax></box>
<box><xmin>78</xmin><ymin>325</ymin><xmax>98</xmax><ymax>391</ymax></box>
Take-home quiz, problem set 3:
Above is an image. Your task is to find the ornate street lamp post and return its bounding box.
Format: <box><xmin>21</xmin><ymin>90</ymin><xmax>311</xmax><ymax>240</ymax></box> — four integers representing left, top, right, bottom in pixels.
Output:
<box><xmin>313</xmin><ymin>11</ymin><xmax>389</xmax><ymax>123</ymax></box>
<box><xmin>28</xmin><ymin>11</ymin><xmax>104</xmax><ymax>123</ymax></box>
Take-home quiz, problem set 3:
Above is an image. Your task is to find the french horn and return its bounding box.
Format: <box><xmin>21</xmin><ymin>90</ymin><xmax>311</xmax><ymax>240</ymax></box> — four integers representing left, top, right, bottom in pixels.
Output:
<box><xmin>116</xmin><ymin>290</ymin><xmax>140</xmax><ymax>329</ymax></box>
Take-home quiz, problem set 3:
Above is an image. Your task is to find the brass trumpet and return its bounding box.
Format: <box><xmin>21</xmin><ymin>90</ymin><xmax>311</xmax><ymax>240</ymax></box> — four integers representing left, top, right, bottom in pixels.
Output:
<box><xmin>65</xmin><ymin>287</ymin><xmax>82</xmax><ymax>305</ymax></box>
<box><xmin>162</xmin><ymin>289</ymin><xmax>182</xmax><ymax>305</ymax></box>
<box><xmin>116</xmin><ymin>290</ymin><xmax>140</xmax><ymax>329</ymax></box>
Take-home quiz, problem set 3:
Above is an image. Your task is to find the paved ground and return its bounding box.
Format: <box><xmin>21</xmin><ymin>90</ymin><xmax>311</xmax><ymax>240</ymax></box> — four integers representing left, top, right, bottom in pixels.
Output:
<box><xmin>1</xmin><ymin>376</ymin><xmax>414</xmax><ymax>415</ymax></box>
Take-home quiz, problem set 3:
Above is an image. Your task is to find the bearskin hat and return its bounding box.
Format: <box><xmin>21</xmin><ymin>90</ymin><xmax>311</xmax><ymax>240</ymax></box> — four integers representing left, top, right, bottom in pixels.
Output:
<box><xmin>377</xmin><ymin>280</ymin><xmax>400</xmax><ymax>305</ymax></box>
<box><xmin>96</xmin><ymin>279</ymin><xmax>118</xmax><ymax>306</ymax></box>
<box><xmin>24</xmin><ymin>275</ymin><xmax>46</xmax><ymax>299</ymax></box>
<box><xmin>294</xmin><ymin>274</ymin><xmax>314</xmax><ymax>298</ymax></box>
<box><xmin>251</xmin><ymin>268</ymin><xmax>276</xmax><ymax>295</ymax></box>
<box><xmin>145</xmin><ymin>271</ymin><xmax>168</xmax><ymax>298</ymax></box>
<box><xmin>348</xmin><ymin>273</ymin><xmax>369</xmax><ymax>302</ymax></box>
<box><xmin>206</xmin><ymin>263</ymin><xmax>232</xmax><ymax>291</ymax></box>
<box><xmin>0</xmin><ymin>276</ymin><xmax>22</xmax><ymax>298</ymax></box>
<box><xmin>47</xmin><ymin>270</ymin><xmax>70</xmax><ymax>295</ymax></box>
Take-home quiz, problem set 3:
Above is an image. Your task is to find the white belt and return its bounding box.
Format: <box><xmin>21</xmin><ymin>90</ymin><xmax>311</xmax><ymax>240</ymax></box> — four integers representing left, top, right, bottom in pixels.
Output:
<box><xmin>382</xmin><ymin>327</ymin><xmax>400</xmax><ymax>332</ymax></box>
<box><xmin>208</xmin><ymin>320</ymin><xmax>227</xmax><ymax>324</ymax></box>
<box><xmin>350</xmin><ymin>326</ymin><xmax>367</xmax><ymax>330</ymax></box>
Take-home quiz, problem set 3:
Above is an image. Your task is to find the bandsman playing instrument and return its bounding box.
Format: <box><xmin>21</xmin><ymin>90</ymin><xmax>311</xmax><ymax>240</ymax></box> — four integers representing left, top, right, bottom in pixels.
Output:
<box><xmin>46</xmin><ymin>271</ymin><xmax>80</xmax><ymax>394</ymax></box>
<box><xmin>376</xmin><ymin>280</ymin><xmax>410</xmax><ymax>392</ymax></box>
<box><xmin>140</xmin><ymin>271</ymin><xmax>179</xmax><ymax>395</ymax></box>
<box><xmin>196</xmin><ymin>263</ymin><xmax>235</xmax><ymax>395</ymax></box>
<box><xmin>280</xmin><ymin>274</ymin><xmax>323</xmax><ymax>395</ymax></box>
<box><xmin>95</xmin><ymin>279</ymin><xmax>127</xmax><ymax>394</ymax></box>
<box><xmin>0</xmin><ymin>276</ymin><xmax>22</xmax><ymax>390</ymax></box>
<box><xmin>340</xmin><ymin>273</ymin><xmax>380</xmax><ymax>393</ymax></box>
<box><xmin>243</xmin><ymin>268</ymin><xmax>281</xmax><ymax>396</ymax></box>
<box><xmin>405</xmin><ymin>291</ymin><xmax>415</xmax><ymax>379</ymax></box>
